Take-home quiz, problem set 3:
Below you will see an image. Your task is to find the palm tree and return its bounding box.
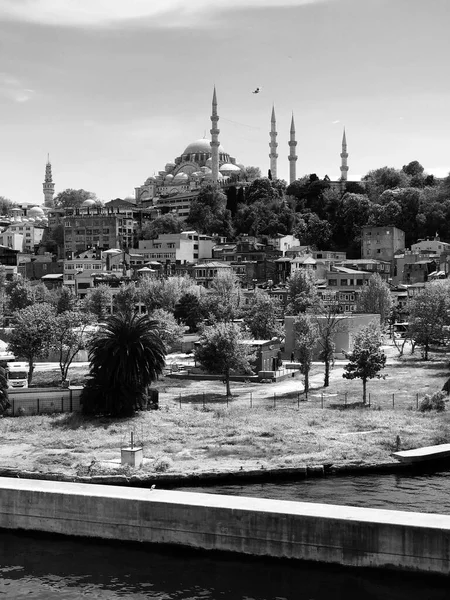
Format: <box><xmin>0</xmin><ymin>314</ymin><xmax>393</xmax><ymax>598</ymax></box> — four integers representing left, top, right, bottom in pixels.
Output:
<box><xmin>82</xmin><ymin>312</ymin><xmax>166</xmax><ymax>417</ymax></box>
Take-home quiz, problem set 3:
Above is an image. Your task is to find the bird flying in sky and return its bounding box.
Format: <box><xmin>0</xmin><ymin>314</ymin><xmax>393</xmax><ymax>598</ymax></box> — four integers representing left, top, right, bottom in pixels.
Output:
<box><xmin>252</xmin><ymin>87</ymin><xmax>262</xmax><ymax>94</ymax></box>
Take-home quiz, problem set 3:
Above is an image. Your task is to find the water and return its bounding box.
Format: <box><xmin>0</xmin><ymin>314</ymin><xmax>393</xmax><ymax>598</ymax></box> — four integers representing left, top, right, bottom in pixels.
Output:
<box><xmin>0</xmin><ymin>530</ymin><xmax>448</xmax><ymax>599</ymax></box>
<box><xmin>178</xmin><ymin>468</ymin><xmax>450</xmax><ymax>513</ymax></box>
<box><xmin>2</xmin><ymin>470</ymin><xmax>450</xmax><ymax>598</ymax></box>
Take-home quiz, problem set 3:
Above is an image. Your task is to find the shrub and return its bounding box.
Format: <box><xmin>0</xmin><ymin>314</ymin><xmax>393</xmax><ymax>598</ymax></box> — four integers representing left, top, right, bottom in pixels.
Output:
<box><xmin>419</xmin><ymin>391</ymin><xmax>447</xmax><ymax>413</ymax></box>
<box><xmin>153</xmin><ymin>456</ymin><xmax>173</xmax><ymax>473</ymax></box>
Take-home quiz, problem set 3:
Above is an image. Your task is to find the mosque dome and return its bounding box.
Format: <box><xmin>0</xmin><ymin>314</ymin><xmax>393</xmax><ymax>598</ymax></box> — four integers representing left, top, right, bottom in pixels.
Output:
<box><xmin>28</xmin><ymin>206</ymin><xmax>45</xmax><ymax>219</ymax></box>
<box><xmin>173</xmin><ymin>172</ymin><xmax>189</xmax><ymax>181</ymax></box>
<box><xmin>81</xmin><ymin>199</ymin><xmax>96</xmax><ymax>208</ymax></box>
<box><xmin>220</xmin><ymin>163</ymin><xmax>241</xmax><ymax>173</ymax></box>
<box><xmin>165</xmin><ymin>162</ymin><xmax>176</xmax><ymax>173</ymax></box>
<box><xmin>182</xmin><ymin>138</ymin><xmax>226</xmax><ymax>156</ymax></box>
<box><xmin>165</xmin><ymin>174</ymin><xmax>174</xmax><ymax>181</ymax></box>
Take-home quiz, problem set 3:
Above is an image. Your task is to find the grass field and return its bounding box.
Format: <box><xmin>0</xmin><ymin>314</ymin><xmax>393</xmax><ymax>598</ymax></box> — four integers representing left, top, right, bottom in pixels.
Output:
<box><xmin>1</xmin><ymin>342</ymin><xmax>449</xmax><ymax>478</ymax></box>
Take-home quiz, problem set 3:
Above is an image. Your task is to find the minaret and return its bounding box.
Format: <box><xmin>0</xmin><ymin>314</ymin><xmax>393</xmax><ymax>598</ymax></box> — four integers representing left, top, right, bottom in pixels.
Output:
<box><xmin>269</xmin><ymin>105</ymin><xmax>278</xmax><ymax>180</ymax></box>
<box><xmin>340</xmin><ymin>128</ymin><xmax>349</xmax><ymax>181</ymax></box>
<box><xmin>210</xmin><ymin>86</ymin><xmax>220</xmax><ymax>183</ymax></box>
<box><xmin>288</xmin><ymin>112</ymin><xmax>298</xmax><ymax>184</ymax></box>
<box><xmin>43</xmin><ymin>154</ymin><xmax>55</xmax><ymax>208</ymax></box>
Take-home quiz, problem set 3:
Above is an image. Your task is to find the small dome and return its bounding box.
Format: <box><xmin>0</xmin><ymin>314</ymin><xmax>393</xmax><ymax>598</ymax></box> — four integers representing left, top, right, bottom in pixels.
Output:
<box><xmin>200</xmin><ymin>166</ymin><xmax>212</xmax><ymax>174</ymax></box>
<box><xmin>145</xmin><ymin>176</ymin><xmax>156</xmax><ymax>184</ymax></box>
<box><xmin>165</xmin><ymin>174</ymin><xmax>174</xmax><ymax>181</ymax></box>
<box><xmin>182</xmin><ymin>138</ymin><xmax>226</xmax><ymax>156</ymax></box>
<box><xmin>81</xmin><ymin>199</ymin><xmax>96</xmax><ymax>208</ymax></box>
<box><xmin>206</xmin><ymin>157</ymin><xmax>212</xmax><ymax>167</ymax></box>
<box><xmin>165</xmin><ymin>162</ymin><xmax>176</xmax><ymax>173</ymax></box>
<box><xmin>28</xmin><ymin>206</ymin><xmax>45</xmax><ymax>218</ymax></box>
<box><xmin>173</xmin><ymin>172</ymin><xmax>189</xmax><ymax>181</ymax></box>
<box><xmin>220</xmin><ymin>163</ymin><xmax>241</xmax><ymax>173</ymax></box>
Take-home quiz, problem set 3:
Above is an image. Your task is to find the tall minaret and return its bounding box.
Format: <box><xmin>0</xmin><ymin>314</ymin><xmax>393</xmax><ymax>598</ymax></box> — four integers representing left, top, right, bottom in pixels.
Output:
<box><xmin>288</xmin><ymin>112</ymin><xmax>298</xmax><ymax>184</ymax></box>
<box><xmin>43</xmin><ymin>154</ymin><xmax>55</xmax><ymax>208</ymax></box>
<box><xmin>210</xmin><ymin>86</ymin><xmax>220</xmax><ymax>183</ymax></box>
<box><xmin>269</xmin><ymin>105</ymin><xmax>278</xmax><ymax>180</ymax></box>
<box><xmin>340</xmin><ymin>128</ymin><xmax>349</xmax><ymax>181</ymax></box>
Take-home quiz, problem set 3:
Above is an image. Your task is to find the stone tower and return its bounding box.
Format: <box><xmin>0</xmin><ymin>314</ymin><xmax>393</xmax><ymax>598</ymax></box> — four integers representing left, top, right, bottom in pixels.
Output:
<box><xmin>269</xmin><ymin>105</ymin><xmax>278</xmax><ymax>179</ymax></box>
<box><xmin>210</xmin><ymin>86</ymin><xmax>220</xmax><ymax>183</ymax></box>
<box><xmin>288</xmin><ymin>113</ymin><xmax>298</xmax><ymax>184</ymax></box>
<box><xmin>340</xmin><ymin>128</ymin><xmax>349</xmax><ymax>182</ymax></box>
<box><xmin>43</xmin><ymin>154</ymin><xmax>55</xmax><ymax>208</ymax></box>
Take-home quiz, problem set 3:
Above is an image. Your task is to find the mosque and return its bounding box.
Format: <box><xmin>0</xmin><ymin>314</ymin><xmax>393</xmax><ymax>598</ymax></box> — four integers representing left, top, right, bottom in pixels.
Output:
<box><xmin>134</xmin><ymin>87</ymin><xmax>350</xmax><ymax>216</ymax></box>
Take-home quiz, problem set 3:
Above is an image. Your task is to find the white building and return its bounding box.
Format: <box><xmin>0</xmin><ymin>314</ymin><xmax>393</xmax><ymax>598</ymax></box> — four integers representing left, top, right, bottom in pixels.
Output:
<box><xmin>411</xmin><ymin>235</ymin><xmax>450</xmax><ymax>255</ymax></box>
<box><xmin>135</xmin><ymin>231</ymin><xmax>215</xmax><ymax>264</ymax></box>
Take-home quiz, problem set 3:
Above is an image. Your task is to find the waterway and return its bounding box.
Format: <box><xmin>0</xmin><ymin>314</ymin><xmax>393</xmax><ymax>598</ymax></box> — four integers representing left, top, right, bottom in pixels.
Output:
<box><xmin>2</xmin><ymin>470</ymin><xmax>450</xmax><ymax>598</ymax></box>
<box><xmin>178</xmin><ymin>468</ymin><xmax>450</xmax><ymax>513</ymax></box>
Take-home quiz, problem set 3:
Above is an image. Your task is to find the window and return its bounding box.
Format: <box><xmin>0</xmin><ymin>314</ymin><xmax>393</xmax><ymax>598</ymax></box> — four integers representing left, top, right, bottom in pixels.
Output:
<box><xmin>329</xmin><ymin>279</ymin><xmax>337</xmax><ymax>286</ymax></box>
<box><xmin>356</xmin><ymin>279</ymin><xmax>363</xmax><ymax>285</ymax></box>
<box><xmin>340</xmin><ymin>279</ymin><xmax>348</xmax><ymax>286</ymax></box>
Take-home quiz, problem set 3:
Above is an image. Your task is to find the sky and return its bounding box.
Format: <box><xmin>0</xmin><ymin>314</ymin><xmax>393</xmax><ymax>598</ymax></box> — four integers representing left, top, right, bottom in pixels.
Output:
<box><xmin>0</xmin><ymin>0</ymin><xmax>449</xmax><ymax>205</ymax></box>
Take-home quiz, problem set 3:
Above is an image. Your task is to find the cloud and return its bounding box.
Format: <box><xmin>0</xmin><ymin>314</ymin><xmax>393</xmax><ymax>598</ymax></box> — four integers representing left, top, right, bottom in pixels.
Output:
<box><xmin>332</xmin><ymin>120</ymin><xmax>340</xmax><ymax>124</ymax></box>
<box><xmin>0</xmin><ymin>0</ymin><xmax>334</xmax><ymax>28</ymax></box>
<box><xmin>0</xmin><ymin>73</ymin><xmax>35</xmax><ymax>103</ymax></box>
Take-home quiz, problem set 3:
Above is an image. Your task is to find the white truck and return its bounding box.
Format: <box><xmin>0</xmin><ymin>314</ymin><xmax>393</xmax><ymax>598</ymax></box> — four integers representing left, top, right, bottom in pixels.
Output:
<box><xmin>6</xmin><ymin>362</ymin><xmax>29</xmax><ymax>389</ymax></box>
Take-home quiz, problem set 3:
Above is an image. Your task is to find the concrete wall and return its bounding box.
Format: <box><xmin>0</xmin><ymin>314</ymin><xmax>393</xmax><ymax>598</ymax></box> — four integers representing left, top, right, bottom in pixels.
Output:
<box><xmin>284</xmin><ymin>313</ymin><xmax>381</xmax><ymax>359</ymax></box>
<box><xmin>0</xmin><ymin>478</ymin><xmax>449</xmax><ymax>575</ymax></box>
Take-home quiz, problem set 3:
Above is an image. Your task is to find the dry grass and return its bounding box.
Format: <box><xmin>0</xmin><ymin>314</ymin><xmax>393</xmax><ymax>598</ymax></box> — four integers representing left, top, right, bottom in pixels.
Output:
<box><xmin>0</xmin><ymin>343</ymin><xmax>449</xmax><ymax>477</ymax></box>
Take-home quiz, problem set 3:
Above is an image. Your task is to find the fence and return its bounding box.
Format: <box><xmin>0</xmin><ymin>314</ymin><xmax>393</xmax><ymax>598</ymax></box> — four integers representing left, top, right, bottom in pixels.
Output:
<box><xmin>162</xmin><ymin>390</ymin><xmax>424</xmax><ymax>412</ymax></box>
<box><xmin>6</xmin><ymin>387</ymin><xmax>83</xmax><ymax>417</ymax></box>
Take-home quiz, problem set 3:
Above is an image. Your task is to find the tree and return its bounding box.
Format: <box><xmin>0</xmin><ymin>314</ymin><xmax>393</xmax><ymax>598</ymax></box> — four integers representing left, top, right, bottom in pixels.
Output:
<box><xmin>243</xmin><ymin>166</ymin><xmax>262</xmax><ymax>181</ymax></box>
<box><xmin>150</xmin><ymin>308</ymin><xmax>184</xmax><ymax>352</ymax></box>
<box><xmin>206</xmin><ymin>270</ymin><xmax>243</xmax><ymax>323</ymax></box>
<box><xmin>362</xmin><ymin>167</ymin><xmax>411</xmax><ymax>202</ymax></box>
<box><xmin>343</xmin><ymin>322</ymin><xmax>386</xmax><ymax>404</ymax></box>
<box><xmin>402</xmin><ymin>160</ymin><xmax>424</xmax><ymax>177</ymax></box>
<box><xmin>356</xmin><ymin>273</ymin><xmax>393</xmax><ymax>326</ymax></box>
<box><xmin>54</xmin><ymin>188</ymin><xmax>98</xmax><ymax>209</ymax></box>
<box><xmin>186</xmin><ymin>183</ymin><xmax>232</xmax><ymax>235</ymax></box>
<box><xmin>113</xmin><ymin>282</ymin><xmax>139</xmax><ymax>317</ymax></box>
<box><xmin>55</xmin><ymin>286</ymin><xmax>78</xmax><ymax>314</ymax></box>
<box><xmin>286</xmin><ymin>270</ymin><xmax>318</xmax><ymax>315</ymax></box>
<box><xmin>5</xmin><ymin>277</ymin><xmax>34</xmax><ymax>314</ymax></box>
<box><xmin>49</xmin><ymin>310</ymin><xmax>92</xmax><ymax>383</ymax></box>
<box><xmin>139</xmin><ymin>276</ymin><xmax>197</xmax><ymax>314</ymax></box>
<box><xmin>295</xmin><ymin>212</ymin><xmax>332</xmax><ymax>248</ymax></box>
<box><xmin>141</xmin><ymin>214</ymin><xmax>183</xmax><ymax>239</ymax></box>
<box><xmin>82</xmin><ymin>313</ymin><xmax>166</xmax><ymax>417</ymax></box>
<box><xmin>7</xmin><ymin>303</ymin><xmax>55</xmax><ymax>385</ymax></box>
<box><xmin>174</xmin><ymin>292</ymin><xmax>204</xmax><ymax>332</ymax></box>
<box><xmin>194</xmin><ymin>322</ymin><xmax>255</xmax><ymax>397</ymax></box>
<box><xmin>314</xmin><ymin>299</ymin><xmax>344</xmax><ymax>387</ymax></box>
<box><xmin>242</xmin><ymin>289</ymin><xmax>283</xmax><ymax>340</ymax></box>
<box><xmin>0</xmin><ymin>196</ymin><xmax>13</xmax><ymax>215</ymax></box>
<box><xmin>245</xmin><ymin>178</ymin><xmax>286</xmax><ymax>204</ymax></box>
<box><xmin>408</xmin><ymin>282</ymin><xmax>450</xmax><ymax>360</ymax></box>
<box><xmin>293</xmin><ymin>315</ymin><xmax>318</xmax><ymax>398</ymax></box>
<box><xmin>84</xmin><ymin>284</ymin><xmax>112</xmax><ymax>321</ymax></box>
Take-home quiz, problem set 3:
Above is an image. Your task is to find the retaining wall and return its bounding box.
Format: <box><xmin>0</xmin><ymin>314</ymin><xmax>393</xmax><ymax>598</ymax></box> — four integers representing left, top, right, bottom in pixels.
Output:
<box><xmin>0</xmin><ymin>478</ymin><xmax>449</xmax><ymax>575</ymax></box>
